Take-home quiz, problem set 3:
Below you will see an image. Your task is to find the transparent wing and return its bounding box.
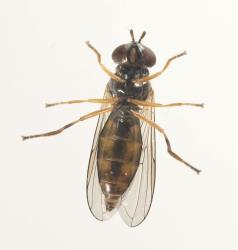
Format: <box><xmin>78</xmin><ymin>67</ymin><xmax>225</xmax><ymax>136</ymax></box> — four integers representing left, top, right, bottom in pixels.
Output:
<box><xmin>119</xmin><ymin>86</ymin><xmax>156</xmax><ymax>227</ymax></box>
<box><xmin>86</xmin><ymin>83</ymin><xmax>116</xmax><ymax>221</ymax></box>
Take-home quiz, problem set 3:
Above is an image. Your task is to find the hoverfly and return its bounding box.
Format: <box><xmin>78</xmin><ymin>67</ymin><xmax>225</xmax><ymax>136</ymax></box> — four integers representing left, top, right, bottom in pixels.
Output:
<box><xmin>23</xmin><ymin>30</ymin><xmax>203</xmax><ymax>227</ymax></box>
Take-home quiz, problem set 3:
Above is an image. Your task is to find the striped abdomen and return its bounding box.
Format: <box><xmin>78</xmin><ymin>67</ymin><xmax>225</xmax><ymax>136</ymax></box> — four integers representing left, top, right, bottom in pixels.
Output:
<box><xmin>97</xmin><ymin>107</ymin><xmax>142</xmax><ymax>211</ymax></box>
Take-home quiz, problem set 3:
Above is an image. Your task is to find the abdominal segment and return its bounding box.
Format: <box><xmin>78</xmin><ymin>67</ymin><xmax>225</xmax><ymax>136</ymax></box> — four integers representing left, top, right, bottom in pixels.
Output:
<box><xmin>97</xmin><ymin>110</ymin><xmax>142</xmax><ymax>211</ymax></box>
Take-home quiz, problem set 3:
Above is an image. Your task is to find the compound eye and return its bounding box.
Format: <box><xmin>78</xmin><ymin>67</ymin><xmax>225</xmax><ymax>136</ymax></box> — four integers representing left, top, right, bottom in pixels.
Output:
<box><xmin>142</xmin><ymin>46</ymin><xmax>156</xmax><ymax>67</ymax></box>
<box><xmin>112</xmin><ymin>44</ymin><xmax>127</xmax><ymax>63</ymax></box>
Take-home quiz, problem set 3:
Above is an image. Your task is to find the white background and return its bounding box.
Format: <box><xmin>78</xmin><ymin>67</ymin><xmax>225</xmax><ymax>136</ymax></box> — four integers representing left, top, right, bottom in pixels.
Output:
<box><xmin>0</xmin><ymin>0</ymin><xmax>237</xmax><ymax>249</ymax></box>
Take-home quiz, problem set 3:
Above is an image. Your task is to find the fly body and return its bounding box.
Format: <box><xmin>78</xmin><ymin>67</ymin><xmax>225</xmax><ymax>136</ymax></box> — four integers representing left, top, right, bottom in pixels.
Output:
<box><xmin>23</xmin><ymin>30</ymin><xmax>203</xmax><ymax>227</ymax></box>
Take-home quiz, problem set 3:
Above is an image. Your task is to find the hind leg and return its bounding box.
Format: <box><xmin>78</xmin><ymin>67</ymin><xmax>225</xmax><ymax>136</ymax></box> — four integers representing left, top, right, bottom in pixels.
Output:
<box><xmin>22</xmin><ymin>107</ymin><xmax>112</xmax><ymax>140</ymax></box>
<box><xmin>131</xmin><ymin>110</ymin><xmax>201</xmax><ymax>174</ymax></box>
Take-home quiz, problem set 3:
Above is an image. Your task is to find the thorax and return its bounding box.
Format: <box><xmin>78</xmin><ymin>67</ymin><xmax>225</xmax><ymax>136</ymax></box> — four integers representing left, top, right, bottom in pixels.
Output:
<box><xmin>108</xmin><ymin>63</ymin><xmax>151</xmax><ymax>101</ymax></box>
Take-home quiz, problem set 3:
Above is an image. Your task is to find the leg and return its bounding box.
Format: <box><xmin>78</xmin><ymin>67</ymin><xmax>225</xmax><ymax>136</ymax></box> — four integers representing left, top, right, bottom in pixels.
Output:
<box><xmin>46</xmin><ymin>97</ymin><xmax>117</xmax><ymax>108</ymax></box>
<box><xmin>131</xmin><ymin>110</ymin><xmax>201</xmax><ymax>174</ymax></box>
<box><xmin>134</xmin><ymin>51</ymin><xmax>187</xmax><ymax>83</ymax></box>
<box><xmin>22</xmin><ymin>107</ymin><xmax>112</xmax><ymax>141</ymax></box>
<box><xmin>86</xmin><ymin>41</ymin><xmax>125</xmax><ymax>83</ymax></box>
<box><xmin>128</xmin><ymin>98</ymin><xmax>204</xmax><ymax>108</ymax></box>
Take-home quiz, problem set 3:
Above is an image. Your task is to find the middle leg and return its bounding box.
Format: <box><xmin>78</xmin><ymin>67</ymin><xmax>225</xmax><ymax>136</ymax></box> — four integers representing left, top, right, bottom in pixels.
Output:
<box><xmin>46</xmin><ymin>97</ymin><xmax>117</xmax><ymax>108</ymax></box>
<box><xmin>128</xmin><ymin>98</ymin><xmax>204</xmax><ymax>108</ymax></box>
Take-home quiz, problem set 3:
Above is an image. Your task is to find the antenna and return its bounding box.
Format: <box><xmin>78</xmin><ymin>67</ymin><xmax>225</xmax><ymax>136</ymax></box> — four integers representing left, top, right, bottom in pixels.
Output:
<box><xmin>138</xmin><ymin>31</ymin><xmax>146</xmax><ymax>43</ymax></box>
<box><xmin>130</xmin><ymin>29</ymin><xmax>135</xmax><ymax>42</ymax></box>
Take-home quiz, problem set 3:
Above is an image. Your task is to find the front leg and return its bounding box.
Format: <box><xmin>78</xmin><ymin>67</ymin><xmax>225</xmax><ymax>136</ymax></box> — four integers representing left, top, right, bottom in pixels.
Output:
<box><xmin>134</xmin><ymin>51</ymin><xmax>187</xmax><ymax>83</ymax></box>
<box><xmin>86</xmin><ymin>41</ymin><xmax>125</xmax><ymax>83</ymax></box>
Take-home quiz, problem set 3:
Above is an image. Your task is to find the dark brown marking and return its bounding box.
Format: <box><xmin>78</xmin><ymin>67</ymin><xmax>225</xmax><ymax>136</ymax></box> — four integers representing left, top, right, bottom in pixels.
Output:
<box><xmin>97</xmin><ymin>106</ymin><xmax>142</xmax><ymax>210</ymax></box>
